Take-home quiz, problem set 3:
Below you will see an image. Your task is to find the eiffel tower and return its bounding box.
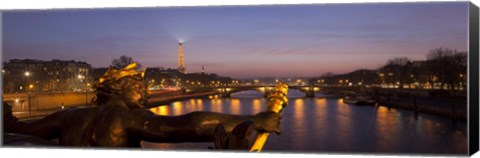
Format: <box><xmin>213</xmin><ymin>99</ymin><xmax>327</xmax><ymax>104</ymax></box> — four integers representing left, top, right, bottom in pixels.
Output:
<box><xmin>178</xmin><ymin>42</ymin><xmax>186</xmax><ymax>74</ymax></box>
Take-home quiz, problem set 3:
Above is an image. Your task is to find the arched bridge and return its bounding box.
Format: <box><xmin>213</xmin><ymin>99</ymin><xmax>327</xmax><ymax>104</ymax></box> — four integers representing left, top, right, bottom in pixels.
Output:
<box><xmin>183</xmin><ymin>85</ymin><xmax>361</xmax><ymax>98</ymax></box>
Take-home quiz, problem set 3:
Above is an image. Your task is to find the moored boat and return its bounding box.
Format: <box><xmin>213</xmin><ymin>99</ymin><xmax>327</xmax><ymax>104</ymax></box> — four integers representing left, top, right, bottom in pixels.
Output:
<box><xmin>342</xmin><ymin>93</ymin><xmax>376</xmax><ymax>106</ymax></box>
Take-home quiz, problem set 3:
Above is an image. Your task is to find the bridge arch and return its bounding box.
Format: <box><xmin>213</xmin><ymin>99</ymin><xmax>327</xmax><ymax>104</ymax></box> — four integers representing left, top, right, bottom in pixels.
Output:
<box><xmin>288</xmin><ymin>86</ymin><xmax>321</xmax><ymax>98</ymax></box>
<box><xmin>223</xmin><ymin>86</ymin><xmax>275</xmax><ymax>98</ymax></box>
<box><xmin>184</xmin><ymin>85</ymin><xmax>324</xmax><ymax>98</ymax></box>
<box><xmin>228</xmin><ymin>90</ymin><xmax>264</xmax><ymax>98</ymax></box>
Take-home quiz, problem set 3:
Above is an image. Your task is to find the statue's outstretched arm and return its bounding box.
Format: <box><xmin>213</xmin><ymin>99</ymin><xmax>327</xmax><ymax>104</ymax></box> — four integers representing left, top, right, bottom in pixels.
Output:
<box><xmin>4</xmin><ymin>104</ymin><xmax>67</xmax><ymax>140</ymax></box>
<box><xmin>129</xmin><ymin>110</ymin><xmax>279</xmax><ymax>143</ymax></box>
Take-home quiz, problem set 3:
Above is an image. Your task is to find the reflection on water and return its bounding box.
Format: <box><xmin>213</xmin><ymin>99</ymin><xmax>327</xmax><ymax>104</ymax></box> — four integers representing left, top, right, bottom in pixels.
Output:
<box><xmin>211</xmin><ymin>99</ymin><xmax>223</xmax><ymax>113</ymax></box>
<box><xmin>230</xmin><ymin>99</ymin><xmax>241</xmax><ymax>114</ymax></box>
<box><xmin>196</xmin><ymin>99</ymin><xmax>203</xmax><ymax>110</ymax></box>
<box><xmin>313</xmin><ymin>98</ymin><xmax>328</xmax><ymax>149</ymax></box>
<box><xmin>252</xmin><ymin>99</ymin><xmax>262</xmax><ymax>114</ymax></box>
<box><xmin>149</xmin><ymin>105</ymin><xmax>170</xmax><ymax>116</ymax></box>
<box><xmin>292</xmin><ymin>98</ymin><xmax>306</xmax><ymax>149</ymax></box>
<box><xmin>375</xmin><ymin>106</ymin><xmax>399</xmax><ymax>152</ymax></box>
<box><xmin>143</xmin><ymin>91</ymin><xmax>467</xmax><ymax>155</ymax></box>
<box><xmin>173</xmin><ymin>102</ymin><xmax>183</xmax><ymax>115</ymax></box>
<box><xmin>293</xmin><ymin>99</ymin><xmax>305</xmax><ymax>119</ymax></box>
<box><xmin>336</xmin><ymin>99</ymin><xmax>352</xmax><ymax>147</ymax></box>
<box><xmin>186</xmin><ymin>100</ymin><xmax>195</xmax><ymax>112</ymax></box>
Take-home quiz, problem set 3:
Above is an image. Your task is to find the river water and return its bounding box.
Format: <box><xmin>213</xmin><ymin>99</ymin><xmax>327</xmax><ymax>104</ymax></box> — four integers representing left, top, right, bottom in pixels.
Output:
<box><xmin>142</xmin><ymin>90</ymin><xmax>467</xmax><ymax>155</ymax></box>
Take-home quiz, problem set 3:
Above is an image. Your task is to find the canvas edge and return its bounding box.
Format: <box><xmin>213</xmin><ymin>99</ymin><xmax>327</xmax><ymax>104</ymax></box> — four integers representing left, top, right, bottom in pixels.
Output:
<box><xmin>468</xmin><ymin>1</ymin><xmax>479</xmax><ymax>156</ymax></box>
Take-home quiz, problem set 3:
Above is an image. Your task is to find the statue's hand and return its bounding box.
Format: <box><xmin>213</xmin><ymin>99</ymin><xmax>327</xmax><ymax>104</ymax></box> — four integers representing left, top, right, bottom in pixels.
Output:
<box><xmin>253</xmin><ymin>111</ymin><xmax>282</xmax><ymax>135</ymax></box>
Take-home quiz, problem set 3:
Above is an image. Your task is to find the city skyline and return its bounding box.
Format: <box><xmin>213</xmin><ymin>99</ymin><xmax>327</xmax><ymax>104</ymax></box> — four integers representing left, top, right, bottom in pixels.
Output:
<box><xmin>2</xmin><ymin>2</ymin><xmax>469</xmax><ymax>78</ymax></box>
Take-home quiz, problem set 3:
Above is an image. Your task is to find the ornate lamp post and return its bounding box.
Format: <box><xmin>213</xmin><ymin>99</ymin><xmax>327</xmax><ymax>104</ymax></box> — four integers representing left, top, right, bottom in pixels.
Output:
<box><xmin>24</xmin><ymin>71</ymin><xmax>32</xmax><ymax>115</ymax></box>
<box><xmin>25</xmin><ymin>71</ymin><xmax>31</xmax><ymax>92</ymax></box>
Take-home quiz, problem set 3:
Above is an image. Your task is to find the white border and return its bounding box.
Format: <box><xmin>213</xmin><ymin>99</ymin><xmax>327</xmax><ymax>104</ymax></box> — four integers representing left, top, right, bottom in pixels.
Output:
<box><xmin>0</xmin><ymin>0</ymin><xmax>478</xmax><ymax>10</ymax></box>
<box><xmin>0</xmin><ymin>0</ymin><xmax>478</xmax><ymax>158</ymax></box>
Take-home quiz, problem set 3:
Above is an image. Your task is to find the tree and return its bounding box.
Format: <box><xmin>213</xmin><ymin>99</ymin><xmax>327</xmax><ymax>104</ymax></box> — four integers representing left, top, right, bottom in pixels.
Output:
<box><xmin>452</xmin><ymin>51</ymin><xmax>467</xmax><ymax>90</ymax></box>
<box><xmin>425</xmin><ymin>47</ymin><xmax>467</xmax><ymax>94</ymax></box>
<box><xmin>320</xmin><ymin>72</ymin><xmax>336</xmax><ymax>86</ymax></box>
<box><xmin>380</xmin><ymin>57</ymin><xmax>412</xmax><ymax>88</ymax></box>
<box><xmin>111</xmin><ymin>55</ymin><xmax>142</xmax><ymax>70</ymax></box>
<box><xmin>416</xmin><ymin>61</ymin><xmax>435</xmax><ymax>89</ymax></box>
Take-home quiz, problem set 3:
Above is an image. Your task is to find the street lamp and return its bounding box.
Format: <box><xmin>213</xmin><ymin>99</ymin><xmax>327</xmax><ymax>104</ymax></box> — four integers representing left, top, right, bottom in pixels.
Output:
<box><xmin>85</xmin><ymin>82</ymin><xmax>90</xmax><ymax>105</ymax></box>
<box><xmin>76</xmin><ymin>74</ymin><xmax>86</xmax><ymax>91</ymax></box>
<box><xmin>24</xmin><ymin>71</ymin><xmax>32</xmax><ymax>115</ymax></box>
<box><xmin>24</xmin><ymin>71</ymin><xmax>31</xmax><ymax>92</ymax></box>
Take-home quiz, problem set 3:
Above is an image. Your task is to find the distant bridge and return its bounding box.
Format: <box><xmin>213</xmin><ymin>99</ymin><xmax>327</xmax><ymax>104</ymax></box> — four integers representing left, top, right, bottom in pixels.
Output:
<box><xmin>183</xmin><ymin>85</ymin><xmax>362</xmax><ymax>98</ymax></box>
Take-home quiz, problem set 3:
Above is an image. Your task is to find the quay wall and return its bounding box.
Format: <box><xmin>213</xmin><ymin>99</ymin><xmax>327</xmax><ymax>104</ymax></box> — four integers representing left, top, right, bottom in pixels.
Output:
<box><xmin>3</xmin><ymin>90</ymin><xmax>182</xmax><ymax>112</ymax></box>
<box><xmin>3</xmin><ymin>92</ymin><xmax>95</xmax><ymax>111</ymax></box>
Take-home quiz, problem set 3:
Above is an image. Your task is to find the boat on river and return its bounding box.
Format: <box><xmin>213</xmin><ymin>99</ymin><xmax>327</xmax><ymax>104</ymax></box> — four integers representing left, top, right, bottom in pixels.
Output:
<box><xmin>342</xmin><ymin>92</ymin><xmax>376</xmax><ymax>105</ymax></box>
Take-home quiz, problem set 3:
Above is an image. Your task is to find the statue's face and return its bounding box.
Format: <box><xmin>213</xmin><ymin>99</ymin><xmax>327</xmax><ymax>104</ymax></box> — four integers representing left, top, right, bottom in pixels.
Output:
<box><xmin>121</xmin><ymin>79</ymin><xmax>149</xmax><ymax>109</ymax></box>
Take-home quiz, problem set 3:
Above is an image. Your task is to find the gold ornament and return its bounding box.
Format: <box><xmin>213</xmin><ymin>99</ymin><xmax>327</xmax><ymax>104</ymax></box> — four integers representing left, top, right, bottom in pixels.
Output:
<box><xmin>98</xmin><ymin>62</ymin><xmax>145</xmax><ymax>84</ymax></box>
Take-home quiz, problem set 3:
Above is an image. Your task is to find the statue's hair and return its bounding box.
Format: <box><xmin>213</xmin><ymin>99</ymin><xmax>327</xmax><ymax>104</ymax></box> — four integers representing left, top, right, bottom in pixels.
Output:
<box><xmin>92</xmin><ymin>63</ymin><xmax>145</xmax><ymax>106</ymax></box>
<box><xmin>92</xmin><ymin>75</ymin><xmax>143</xmax><ymax>105</ymax></box>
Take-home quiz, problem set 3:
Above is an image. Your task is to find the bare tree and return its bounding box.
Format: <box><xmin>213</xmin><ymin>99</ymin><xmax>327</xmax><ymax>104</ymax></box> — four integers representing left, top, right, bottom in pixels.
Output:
<box><xmin>320</xmin><ymin>72</ymin><xmax>336</xmax><ymax>86</ymax></box>
<box><xmin>111</xmin><ymin>55</ymin><xmax>142</xmax><ymax>70</ymax></box>
<box><xmin>425</xmin><ymin>47</ymin><xmax>467</xmax><ymax>95</ymax></box>
<box><xmin>309</xmin><ymin>47</ymin><xmax>466</xmax><ymax>95</ymax></box>
<box><xmin>426</xmin><ymin>47</ymin><xmax>454</xmax><ymax>61</ymax></box>
<box><xmin>452</xmin><ymin>51</ymin><xmax>467</xmax><ymax>90</ymax></box>
<box><xmin>380</xmin><ymin>57</ymin><xmax>412</xmax><ymax>88</ymax></box>
<box><xmin>418</xmin><ymin>60</ymin><xmax>436</xmax><ymax>89</ymax></box>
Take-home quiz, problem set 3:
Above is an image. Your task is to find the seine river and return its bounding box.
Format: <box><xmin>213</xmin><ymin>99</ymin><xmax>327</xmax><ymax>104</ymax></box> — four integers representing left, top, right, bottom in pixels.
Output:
<box><xmin>142</xmin><ymin>90</ymin><xmax>467</xmax><ymax>155</ymax></box>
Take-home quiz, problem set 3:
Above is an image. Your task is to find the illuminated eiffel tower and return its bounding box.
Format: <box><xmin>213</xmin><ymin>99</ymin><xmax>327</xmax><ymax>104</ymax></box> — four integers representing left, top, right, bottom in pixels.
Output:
<box><xmin>178</xmin><ymin>42</ymin><xmax>186</xmax><ymax>74</ymax></box>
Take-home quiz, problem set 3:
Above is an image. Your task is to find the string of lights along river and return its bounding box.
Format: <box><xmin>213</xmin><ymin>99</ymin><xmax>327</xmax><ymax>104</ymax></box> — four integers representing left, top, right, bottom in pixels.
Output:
<box><xmin>141</xmin><ymin>90</ymin><xmax>467</xmax><ymax>155</ymax></box>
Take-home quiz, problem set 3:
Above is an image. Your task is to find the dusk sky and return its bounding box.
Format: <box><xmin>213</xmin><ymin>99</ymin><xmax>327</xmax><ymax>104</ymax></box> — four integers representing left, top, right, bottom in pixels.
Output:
<box><xmin>2</xmin><ymin>2</ymin><xmax>468</xmax><ymax>78</ymax></box>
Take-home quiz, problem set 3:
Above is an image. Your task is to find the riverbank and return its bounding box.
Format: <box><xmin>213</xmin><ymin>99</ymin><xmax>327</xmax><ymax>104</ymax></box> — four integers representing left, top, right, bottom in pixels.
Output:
<box><xmin>323</xmin><ymin>87</ymin><xmax>468</xmax><ymax>121</ymax></box>
<box><xmin>4</xmin><ymin>92</ymin><xmax>95</xmax><ymax>112</ymax></box>
<box><xmin>327</xmin><ymin>86</ymin><xmax>468</xmax><ymax>121</ymax></box>
<box><xmin>373</xmin><ymin>91</ymin><xmax>467</xmax><ymax>121</ymax></box>
<box><xmin>12</xmin><ymin>91</ymin><xmax>217</xmax><ymax>120</ymax></box>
